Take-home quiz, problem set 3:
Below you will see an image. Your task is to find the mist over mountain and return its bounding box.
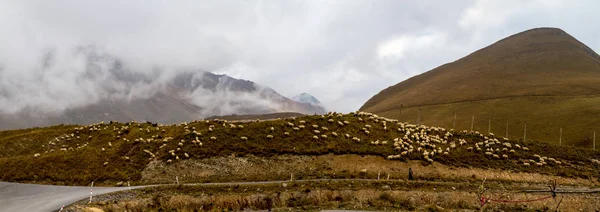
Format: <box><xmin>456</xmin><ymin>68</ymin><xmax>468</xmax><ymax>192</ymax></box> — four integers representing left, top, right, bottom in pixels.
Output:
<box><xmin>0</xmin><ymin>47</ymin><xmax>323</xmax><ymax>129</ymax></box>
<box><xmin>291</xmin><ymin>93</ymin><xmax>326</xmax><ymax>113</ymax></box>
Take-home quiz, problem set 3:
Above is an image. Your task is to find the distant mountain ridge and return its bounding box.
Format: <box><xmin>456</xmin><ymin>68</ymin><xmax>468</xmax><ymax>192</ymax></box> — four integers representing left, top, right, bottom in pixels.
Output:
<box><xmin>0</xmin><ymin>52</ymin><xmax>325</xmax><ymax>129</ymax></box>
<box><xmin>291</xmin><ymin>93</ymin><xmax>326</xmax><ymax>113</ymax></box>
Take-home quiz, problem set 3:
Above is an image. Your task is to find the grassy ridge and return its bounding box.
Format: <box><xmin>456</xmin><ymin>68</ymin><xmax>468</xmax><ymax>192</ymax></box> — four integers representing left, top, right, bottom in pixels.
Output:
<box><xmin>0</xmin><ymin>113</ymin><xmax>599</xmax><ymax>185</ymax></box>
<box><xmin>361</xmin><ymin>28</ymin><xmax>600</xmax><ymax>146</ymax></box>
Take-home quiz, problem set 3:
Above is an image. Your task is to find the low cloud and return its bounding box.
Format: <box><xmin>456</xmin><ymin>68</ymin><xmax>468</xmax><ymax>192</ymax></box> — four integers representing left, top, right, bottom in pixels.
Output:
<box><xmin>1</xmin><ymin>0</ymin><xmax>600</xmax><ymax>116</ymax></box>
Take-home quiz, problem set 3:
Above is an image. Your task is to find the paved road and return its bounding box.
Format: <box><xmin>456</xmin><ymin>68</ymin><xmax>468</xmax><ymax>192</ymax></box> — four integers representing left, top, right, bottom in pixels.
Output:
<box><xmin>0</xmin><ymin>182</ymin><xmax>144</xmax><ymax>212</ymax></box>
<box><xmin>0</xmin><ymin>178</ymin><xmax>447</xmax><ymax>212</ymax></box>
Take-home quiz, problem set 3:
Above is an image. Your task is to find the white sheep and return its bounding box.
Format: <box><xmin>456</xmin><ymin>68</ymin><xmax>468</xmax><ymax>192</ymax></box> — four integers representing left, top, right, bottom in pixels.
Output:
<box><xmin>103</xmin><ymin>162</ymin><xmax>109</xmax><ymax>166</ymax></box>
<box><xmin>321</xmin><ymin>134</ymin><xmax>328</xmax><ymax>138</ymax></box>
<box><xmin>34</xmin><ymin>153</ymin><xmax>41</xmax><ymax>158</ymax></box>
<box><xmin>266</xmin><ymin>135</ymin><xmax>274</xmax><ymax>139</ymax></box>
<box><xmin>284</xmin><ymin>132</ymin><xmax>290</xmax><ymax>136</ymax></box>
<box><xmin>240</xmin><ymin>136</ymin><xmax>248</xmax><ymax>141</ymax></box>
<box><xmin>210</xmin><ymin>136</ymin><xmax>217</xmax><ymax>140</ymax></box>
<box><xmin>313</xmin><ymin>135</ymin><xmax>319</xmax><ymax>140</ymax></box>
<box><xmin>314</xmin><ymin>130</ymin><xmax>320</xmax><ymax>134</ymax></box>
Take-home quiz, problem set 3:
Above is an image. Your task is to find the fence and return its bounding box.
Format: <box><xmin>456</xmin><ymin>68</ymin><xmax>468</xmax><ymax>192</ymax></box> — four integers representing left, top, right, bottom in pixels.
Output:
<box><xmin>391</xmin><ymin>109</ymin><xmax>598</xmax><ymax>150</ymax></box>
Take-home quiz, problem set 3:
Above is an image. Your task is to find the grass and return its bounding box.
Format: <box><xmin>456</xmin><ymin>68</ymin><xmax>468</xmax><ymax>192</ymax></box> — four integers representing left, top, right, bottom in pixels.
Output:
<box><xmin>0</xmin><ymin>113</ymin><xmax>599</xmax><ymax>186</ymax></box>
<box><xmin>360</xmin><ymin>27</ymin><xmax>600</xmax><ymax>146</ymax></box>
<box><xmin>70</xmin><ymin>180</ymin><xmax>600</xmax><ymax>211</ymax></box>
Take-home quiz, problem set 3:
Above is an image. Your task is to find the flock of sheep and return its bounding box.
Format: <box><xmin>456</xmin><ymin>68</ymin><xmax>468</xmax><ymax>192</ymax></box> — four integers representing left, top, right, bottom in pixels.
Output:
<box><xmin>30</xmin><ymin>111</ymin><xmax>597</xmax><ymax>170</ymax></box>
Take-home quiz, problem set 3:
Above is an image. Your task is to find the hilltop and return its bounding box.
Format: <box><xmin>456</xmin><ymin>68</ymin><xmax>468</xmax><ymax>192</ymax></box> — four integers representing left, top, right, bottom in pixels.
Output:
<box><xmin>361</xmin><ymin>28</ymin><xmax>600</xmax><ymax>147</ymax></box>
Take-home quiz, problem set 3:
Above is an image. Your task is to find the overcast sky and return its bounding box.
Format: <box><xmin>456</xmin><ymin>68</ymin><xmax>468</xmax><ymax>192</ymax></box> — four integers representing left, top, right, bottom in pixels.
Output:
<box><xmin>1</xmin><ymin>0</ymin><xmax>600</xmax><ymax>113</ymax></box>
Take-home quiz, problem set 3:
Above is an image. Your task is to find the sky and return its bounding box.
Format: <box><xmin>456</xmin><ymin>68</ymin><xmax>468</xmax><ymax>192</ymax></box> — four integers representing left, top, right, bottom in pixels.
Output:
<box><xmin>1</xmin><ymin>0</ymin><xmax>600</xmax><ymax>114</ymax></box>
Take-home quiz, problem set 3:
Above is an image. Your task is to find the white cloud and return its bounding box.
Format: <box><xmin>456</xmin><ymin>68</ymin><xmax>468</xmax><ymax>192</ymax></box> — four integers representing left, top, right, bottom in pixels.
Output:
<box><xmin>1</xmin><ymin>0</ymin><xmax>599</xmax><ymax>116</ymax></box>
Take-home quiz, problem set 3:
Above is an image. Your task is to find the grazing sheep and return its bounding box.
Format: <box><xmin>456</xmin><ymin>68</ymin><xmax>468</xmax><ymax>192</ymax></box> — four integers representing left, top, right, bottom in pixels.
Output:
<box><xmin>535</xmin><ymin>162</ymin><xmax>543</xmax><ymax>166</ymax></box>
<box><xmin>266</xmin><ymin>135</ymin><xmax>273</xmax><ymax>139</ymax></box>
<box><xmin>314</xmin><ymin>130</ymin><xmax>320</xmax><ymax>134</ymax></box>
<box><xmin>328</xmin><ymin>119</ymin><xmax>334</xmax><ymax>123</ymax></box>
<box><xmin>34</xmin><ymin>153</ymin><xmax>41</xmax><ymax>158</ymax></box>
<box><xmin>523</xmin><ymin>162</ymin><xmax>530</xmax><ymax>166</ymax></box>
<box><xmin>321</xmin><ymin>134</ymin><xmax>327</xmax><ymax>138</ymax></box>
<box><xmin>331</xmin><ymin>132</ymin><xmax>338</xmax><ymax>137</ymax></box>
<box><xmin>270</xmin><ymin>127</ymin><xmax>275</xmax><ymax>131</ymax></box>
<box><xmin>467</xmin><ymin>147</ymin><xmax>473</xmax><ymax>151</ymax></box>
<box><xmin>293</xmin><ymin>127</ymin><xmax>300</xmax><ymax>131</ymax></box>
<box><xmin>502</xmin><ymin>154</ymin><xmax>509</xmax><ymax>159</ymax></box>
<box><xmin>485</xmin><ymin>152</ymin><xmax>493</xmax><ymax>156</ymax></box>
<box><xmin>101</xmin><ymin>148</ymin><xmax>105</xmax><ymax>151</ymax></box>
<box><xmin>240</xmin><ymin>136</ymin><xmax>248</xmax><ymax>141</ymax></box>
<box><xmin>299</xmin><ymin>120</ymin><xmax>306</xmax><ymax>124</ymax></box>
<box><xmin>210</xmin><ymin>136</ymin><xmax>217</xmax><ymax>140</ymax></box>
<box><xmin>522</xmin><ymin>147</ymin><xmax>529</xmax><ymax>151</ymax></box>
<box><xmin>312</xmin><ymin>125</ymin><xmax>319</xmax><ymax>129</ymax></box>
<box><xmin>313</xmin><ymin>135</ymin><xmax>319</xmax><ymax>140</ymax></box>
<box><xmin>184</xmin><ymin>153</ymin><xmax>190</xmax><ymax>158</ymax></box>
<box><xmin>284</xmin><ymin>132</ymin><xmax>290</xmax><ymax>136</ymax></box>
<box><xmin>103</xmin><ymin>162</ymin><xmax>109</xmax><ymax>166</ymax></box>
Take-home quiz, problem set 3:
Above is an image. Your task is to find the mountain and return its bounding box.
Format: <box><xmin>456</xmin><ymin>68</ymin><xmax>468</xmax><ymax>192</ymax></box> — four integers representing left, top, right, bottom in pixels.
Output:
<box><xmin>360</xmin><ymin>27</ymin><xmax>600</xmax><ymax>147</ymax></box>
<box><xmin>0</xmin><ymin>67</ymin><xmax>324</xmax><ymax>130</ymax></box>
<box><xmin>291</xmin><ymin>93</ymin><xmax>326</xmax><ymax>113</ymax></box>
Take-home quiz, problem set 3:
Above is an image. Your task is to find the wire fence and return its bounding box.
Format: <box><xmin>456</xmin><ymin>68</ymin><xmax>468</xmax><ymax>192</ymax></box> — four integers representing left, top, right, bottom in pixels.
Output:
<box><xmin>391</xmin><ymin>110</ymin><xmax>598</xmax><ymax>150</ymax></box>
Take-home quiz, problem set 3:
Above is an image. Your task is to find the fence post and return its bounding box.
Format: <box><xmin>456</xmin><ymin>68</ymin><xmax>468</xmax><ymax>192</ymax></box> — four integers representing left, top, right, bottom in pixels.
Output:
<box><xmin>453</xmin><ymin>112</ymin><xmax>457</xmax><ymax>130</ymax></box>
<box><xmin>506</xmin><ymin>121</ymin><xmax>509</xmax><ymax>138</ymax></box>
<box><xmin>417</xmin><ymin>109</ymin><xmax>421</xmax><ymax>125</ymax></box>
<box><xmin>290</xmin><ymin>173</ymin><xmax>294</xmax><ymax>181</ymax></box>
<box><xmin>399</xmin><ymin>105</ymin><xmax>403</xmax><ymax>122</ymax></box>
<box><xmin>488</xmin><ymin>118</ymin><xmax>491</xmax><ymax>135</ymax></box>
<box><xmin>471</xmin><ymin>115</ymin><xmax>474</xmax><ymax>132</ymax></box>
<box><xmin>176</xmin><ymin>176</ymin><xmax>179</xmax><ymax>184</ymax></box>
<box><xmin>524</xmin><ymin>122</ymin><xmax>527</xmax><ymax>142</ymax></box>
<box><xmin>89</xmin><ymin>181</ymin><xmax>94</xmax><ymax>204</ymax></box>
<box><xmin>559</xmin><ymin>128</ymin><xmax>562</xmax><ymax>146</ymax></box>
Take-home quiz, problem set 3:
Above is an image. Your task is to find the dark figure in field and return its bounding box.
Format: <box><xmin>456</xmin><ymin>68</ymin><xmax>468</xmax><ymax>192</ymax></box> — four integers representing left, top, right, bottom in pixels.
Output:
<box><xmin>408</xmin><ymin>167</ymin><xmax>414</xmax><ymax>180</ymax></box>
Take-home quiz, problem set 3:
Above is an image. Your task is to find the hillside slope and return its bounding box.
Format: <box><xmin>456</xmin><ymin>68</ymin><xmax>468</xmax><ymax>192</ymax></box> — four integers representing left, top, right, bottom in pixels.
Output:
<box><xmin>0</xmin><ymin>112</ymin><xmax>598</xmax><ymax>186</ymax></box>
<box><xmin>361</xmin><ymin>28</ymin><xmax>600</xmax><ymax>146</ymax></box>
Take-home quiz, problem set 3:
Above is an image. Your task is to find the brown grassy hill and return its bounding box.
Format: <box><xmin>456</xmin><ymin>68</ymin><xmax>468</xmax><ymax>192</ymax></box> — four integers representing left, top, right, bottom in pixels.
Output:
<box><xmin>0</xmin><ymin>112</ymin><xmax>598</xmax><ymax>186</ymax></box>
<box><xmin>360</xmin><ymin>27</ymin><xmax>600</xmax><ymax>147</ymax></box>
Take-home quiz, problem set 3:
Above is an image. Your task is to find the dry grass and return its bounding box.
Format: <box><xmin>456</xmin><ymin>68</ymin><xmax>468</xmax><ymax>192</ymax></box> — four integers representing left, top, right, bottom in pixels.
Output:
<box><xmin>361</xmin><ymin>28</ymin><xmax>600</xmax><ymax>146</ymax></box>
<box><xmin>80</xmin><ymin>183</ymin><xmax>600</xmax><ymax>211</ymax></box>
<box><xmin>0</xmin><ymin>113</ymin><xmax>599</xmax><ymax>185</ymax></box>
<box><xmin>140</xmin><ymin>155</ymin><xmax>599</xmax><ymax>187</ymax></box>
